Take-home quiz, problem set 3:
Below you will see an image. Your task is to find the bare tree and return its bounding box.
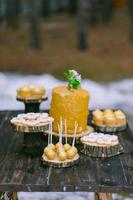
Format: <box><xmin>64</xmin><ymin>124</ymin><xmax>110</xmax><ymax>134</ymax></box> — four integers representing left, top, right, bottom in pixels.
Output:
<box><xmin>90</xmin><ymin>0</ymin><xmax>100</xmax><ymax>26</ymax></box>
<box><xmin>128</xmin><ymin>0</ymin><xmax>133</xmax><ymax>42</ymax></box>
<box><xmin>42</xmin><ymin>0</ymin><xmax>50</xmax><ymax>17</ymax></box>
<box><xmin>27</xmin><ymin>0</ymin><xmax>41</xmax><ymax>49</ymax></box>
<box><xmin>100</xmin><ymin>0</ymin><xmax>113</xmax><ymax>24</ymax></box>
<box><xmin>0</xmin><ymin>0</ymin><xmax>3</xmax><ymax>24</ymax></box>
<box><xmin>68</xmin><ymin>0</ymin><xmax>77</xmax><ymax>14</ymax></box>
<box><xmin>77</xmin><ymin>0</ymin><xmax>90</xmax><ymax>50</ymax></box>
<box><xmin>5</xmin><ymin>0</ymin><xmax>20</xmax><ymax>28</ymax></box>
<box><xmin>90</xmin><ymin>0</ymin><xmax>113</xmax><ymax>26</ymax></box>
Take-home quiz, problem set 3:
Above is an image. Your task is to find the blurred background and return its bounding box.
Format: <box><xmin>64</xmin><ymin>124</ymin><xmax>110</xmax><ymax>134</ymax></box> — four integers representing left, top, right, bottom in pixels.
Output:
<box><xmin>0</xmin><ymin>0</ymin><xmax>133</xmax><ymax>199</ymax></box>
<box><xmin>0</xmin><ymin>0</ymin><xmax>133</xmax><ymax>81</ymax></box>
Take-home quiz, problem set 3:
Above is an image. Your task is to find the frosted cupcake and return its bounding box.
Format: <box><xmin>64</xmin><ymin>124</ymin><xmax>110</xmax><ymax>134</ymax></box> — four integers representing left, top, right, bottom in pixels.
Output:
<box><xmin>115</xmin><ymin>110</ymin><xmax>126</xmax><ymax>126</ymax></box>
<box><xmin>93</xmin><ymin>110</ymin><xmax>104</xmax><ymax>126</ymax></box>
<box><xmin>104</xmin><ymin>115</ymin><xmax>116</xmax><ymax>127</ymax></box>
<box><xmin>17</xmin><ymin>85</ymin><xmax>45</xmax><ymax>100</ymax></box>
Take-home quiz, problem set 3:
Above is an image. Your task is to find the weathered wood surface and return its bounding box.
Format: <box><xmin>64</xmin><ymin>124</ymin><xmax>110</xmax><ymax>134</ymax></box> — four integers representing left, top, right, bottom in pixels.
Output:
<box><xmin>0</xmin><ymin>111</ymin><xmax>133</xmax><ymax>192</ymax></box>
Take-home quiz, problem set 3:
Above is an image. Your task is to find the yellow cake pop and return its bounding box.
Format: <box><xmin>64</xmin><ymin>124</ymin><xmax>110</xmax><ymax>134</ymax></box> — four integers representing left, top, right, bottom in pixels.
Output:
<box><xmin>46</xmin><ymin>149</ymin><xmax>56</xmax><ymax>160</ymax></box>
<box><xmin>64</xmin><ymin>143</ymin><xmax>71</xmax><ymax>151</ymax></box>
<box><xmin>58</xmin><ymin>150</ymin><xmax>67</xmax><ymax>161</ymax></box>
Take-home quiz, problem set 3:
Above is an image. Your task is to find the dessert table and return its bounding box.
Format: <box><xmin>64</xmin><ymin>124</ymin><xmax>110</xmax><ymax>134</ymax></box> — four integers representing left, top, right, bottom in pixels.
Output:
<box><xmin>0</xmin><ymin>111</ymin><xmax>133</xmax><ymax>200</ymax></box>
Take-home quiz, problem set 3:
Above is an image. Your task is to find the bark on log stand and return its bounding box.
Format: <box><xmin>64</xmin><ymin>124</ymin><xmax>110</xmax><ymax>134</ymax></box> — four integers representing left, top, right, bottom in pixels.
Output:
<box><xmin>12</xmin><ymin>123</ymin><xmax>49</xmax><ymax>157</ymax></box>
<box><xmin>95</xmin><ymin>193</ymin><xmax>112</xmax><ymax>200</ymax></box>
<box><xmin>23</xmin><ymin>132</ymin><xmax>46</xmax><ymax>157</ymax></box>
<box><xmin>93</xmin><ymin>123</ymin><xmax>127</xmax><ymax>133</ymax></box>
<box><xmin>42</xmin><ymin>154</ymin><xmax>79</xmax><ymax>168</ymax></box>
<box><xmin>80</xmin><ymin>142</ymin><xmax>124</xmax><ymax>158</ymax></box>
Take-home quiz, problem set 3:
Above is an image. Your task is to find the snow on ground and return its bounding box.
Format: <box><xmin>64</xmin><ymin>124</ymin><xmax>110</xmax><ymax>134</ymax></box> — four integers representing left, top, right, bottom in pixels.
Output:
<box><xmin>0</xmin><ymin>72</ymin><xmax>133</xmax><ymax>200</ymax></box>
<box><xmin>0</xmin><ymin>73</ymin><xmax>133</xmax><ymax>114</ymax></box>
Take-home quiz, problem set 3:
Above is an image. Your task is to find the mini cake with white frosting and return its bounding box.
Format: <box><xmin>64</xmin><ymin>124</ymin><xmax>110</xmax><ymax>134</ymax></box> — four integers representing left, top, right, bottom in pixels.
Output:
<box><xmin>81</xmin><ymin>132</ymin><xmax>119</xmax><ymax>147</ymax></box>
<box><xmin>80</xmin><ymin>132</ymin><xmax>123</xmax><ymax>157</ymax></box>
<box><xmin>11</xmin><ymin>112</ymin><xmax>54</xmax><ymax>127</ymax></box>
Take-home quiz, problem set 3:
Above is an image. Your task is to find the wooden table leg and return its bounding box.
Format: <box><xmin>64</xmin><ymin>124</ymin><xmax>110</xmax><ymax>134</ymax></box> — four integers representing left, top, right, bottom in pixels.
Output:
<box><xmin>13</xmin><ymin>192</ymin><xmax>18</xmax><ymax>200</ymax></box>
<box><xmin>95</xmin><ymin>193</ymin><xmax>112</xmax><ymax>200</ymax></box>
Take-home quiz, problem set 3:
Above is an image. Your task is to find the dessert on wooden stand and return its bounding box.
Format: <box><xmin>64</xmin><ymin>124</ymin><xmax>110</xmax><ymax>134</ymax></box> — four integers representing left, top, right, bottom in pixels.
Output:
<box><xmin>11</xmin><ymin>112</ymin><xmax>54</xmax><ymax>156</ymax></box>
<box><xmin>50</xmin><ymin>70</ymin><xmax>93</xmax><ymax>140</ymax></box>
<box><xmin>80</xmin><ymin>132</ymin><xmax>124</xmax><ymax>158</ymax></box>
<box><xmin>11</xmin><ymin>112</ymin><xmax>54</xmax><ymax>133</ymax></box>
<box><xmin>42</xmin><ymin>119</ymin><xmax>79</xmax><ymax>168</ymax></box>
<box><xmin>92</xmin><ymin>109</ymin><xmax>127</xmax><ymax>132</ymax></box>
<box><xmin>17</xmin><ymin>84</ymin><xmax>47</xmax><ymax>113</ymax></box>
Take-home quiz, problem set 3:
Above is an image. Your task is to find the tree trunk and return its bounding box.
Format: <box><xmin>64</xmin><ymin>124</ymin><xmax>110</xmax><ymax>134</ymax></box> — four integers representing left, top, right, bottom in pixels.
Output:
<box><xmin>42</xmin><ymin>0</ymin><xmax>50</xmax><ymax>17</ymax></box>
<box><xmin>100</xmin><ymin>0</ymin><xmax>113</xmax><ymax>24</ymax></box>
<box><xmin>128</xmin><ymin>0</ymin><xmax>133</xmax><ymax>42</ymax></box>
<box><xmin>0</xmin><ymin>0</ymin><xmax>2</xmax><ymax>24</ymax></box>
<box><xmin>27</xmin><ymin>0</ymin><xmax>41</xmax><ymax>49</ymax></box>
<box><xmin>77</xmin><ymin>0</ymin><xmax>90</xmax><ymax>50</ymax></box>
<box><xmin>68</xmin><ymin>0</ymin><xmax>77</xmax><ymax>15</ymax></box>
<box><xmin>90</xmin><ymin>0</ymin><xmax>100</xmax><ymax>26</ymax></box>
<box><xmin>5</xmin><ymin>0</ymin><xmax>20</xmax><ymax>28</ymax></box>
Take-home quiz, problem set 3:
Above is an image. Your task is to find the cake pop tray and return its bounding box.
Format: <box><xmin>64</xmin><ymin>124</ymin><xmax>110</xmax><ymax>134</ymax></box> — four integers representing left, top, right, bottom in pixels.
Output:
<box><xmin>80</xmin><ymin>141</ymin><xmax>124</xmax><ymax>158</ymax></box>
<box><xmin>12</xmin><ymin>123</ymin><xmax>49</xmax><ymax>133</ymax></box>
<box><xmin>93</xmin><ymin>123</ymin><xmax>127</xmax><ymax>133</ymax></box>
<box><xmin>17</xmin><ymin>96</ymin><xmax>48</xmax><ymax>103</ymax></box>
<box><xmin>45</xmin><ymin>126</ymin><xmax>94</xmax><ymax>139</ymax></box>
<box><xmin>42</xmin><ymin>154</ymin><xmax>79</xmax><ymax>168</ymax></box>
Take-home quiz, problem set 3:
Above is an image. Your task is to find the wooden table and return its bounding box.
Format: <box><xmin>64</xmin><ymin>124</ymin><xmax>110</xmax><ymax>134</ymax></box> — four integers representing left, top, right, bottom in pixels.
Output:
<box><xmin>0</xmin><ymin>111</ymin><xmax>133</xmax><ymax>200</ymax></box>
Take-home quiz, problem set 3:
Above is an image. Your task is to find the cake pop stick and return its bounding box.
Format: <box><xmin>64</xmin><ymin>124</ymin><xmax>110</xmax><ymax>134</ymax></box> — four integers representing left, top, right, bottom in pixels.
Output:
<box><xmin>72</xmin><ymin>121</ymin><xmax>78</xmax><ymax>147</ymax></box>
<box><xmin>64</xmin><ymin>119</ymin><xmax>67</xmax><ymax>144</ymax></box>
<box><xmin>59</xmin><ymin>118</ymin><xmax>63</xmax><ymax>144</ymax></box>
<box><xmin>56</xmin><ymin>121</ymin><xmax>64</xmax><ymax>152</ymax></box>
<box><xmin>48</xmin><ymin>122</ymin><xmax>50</xmax><ymax>145</ymax></box>
<box><xmin>44</xmin><ymin>121</ymin><xmax>55</xmax><ymax>155</ymax></box>
<box><xmin>64</xmin><ymin>119</ymin><xmax>71</xmax><ymax>151</ymax></box>
<box><xmin>66</xmin><ymin>122</ymin><xmax>78</xmax><ymax>159</ymax></box>
<box><xmin>58</xmin><ymin>123</ymin><xmax>61</xmax><ymax>143</ymax></box>
<box><xmin>50</xmin><ymin>121</ymin><xmax>53</xmax><ymax>144</ymax></box>
<box><xmin>60</xmin><ymin>118</ymin><xmax>63</xmax><ymax>144</ymax></box>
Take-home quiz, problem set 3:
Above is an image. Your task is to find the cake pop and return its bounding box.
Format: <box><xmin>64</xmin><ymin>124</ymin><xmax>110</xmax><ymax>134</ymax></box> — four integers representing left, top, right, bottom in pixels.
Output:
<box><xmin>46</xmin><ymin>149</ymin><xmax>56</xmax><ymax>160</ymax></box>
<box><xmin>67</xmin><ymin>121</ymin><xmax>78</xmax><ymax>159</ymax></box>
<box><xmin>63</xmin><ymin>119</ymin><xmax>71</xmax><ymax>151</ymax></box>
<box><xmin>44</xmin><ymin>121</ymin><xmax>56</xmax><ymax>160</ymax></box>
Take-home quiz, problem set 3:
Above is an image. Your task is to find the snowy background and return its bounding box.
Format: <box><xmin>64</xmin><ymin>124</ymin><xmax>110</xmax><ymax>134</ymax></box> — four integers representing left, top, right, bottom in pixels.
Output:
<box><xmin>0</xmin><ymin>72</ymin><xmax>133</xmax><ymax>130</ymax></box>
<box><xmin>0</xmin><ymin>72</ymin><xmax>133</xmax><ymax>200</ymax></box>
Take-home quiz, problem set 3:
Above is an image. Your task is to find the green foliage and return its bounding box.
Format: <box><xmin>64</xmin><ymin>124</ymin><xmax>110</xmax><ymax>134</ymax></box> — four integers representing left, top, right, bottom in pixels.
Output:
<box><xmin>63</xmin><ymin>70</ymin><xmax>81</xmax><ymax>89</ymax></box>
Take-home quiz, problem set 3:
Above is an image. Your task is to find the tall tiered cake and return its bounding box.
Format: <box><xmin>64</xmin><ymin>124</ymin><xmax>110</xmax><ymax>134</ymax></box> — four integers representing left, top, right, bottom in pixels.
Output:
<box><xmin>50</xmin><ymin>70</ymin><xmax>90</xmax><ymax>134</ymax></box>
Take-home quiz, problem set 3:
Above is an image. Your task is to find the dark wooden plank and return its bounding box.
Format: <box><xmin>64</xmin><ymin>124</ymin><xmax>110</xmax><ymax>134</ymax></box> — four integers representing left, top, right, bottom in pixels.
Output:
<box><xmin>95</xmin><ymin>156</ymin><xmax>127</xmax><ymax>193</ymax></box>
<box><xmin>0</xmin><ymin>111</ymin><xmax>133</xmax><ymax>192</ymax></box>
<box><xmin>73</xmin><ymin>156</ymin><xmax>98</xmax><ymax>191</ymax></box>
<box><xmin>117</xmin><ymin>125</ymin><xmax>133</xmax><ymax>191</ymax></box>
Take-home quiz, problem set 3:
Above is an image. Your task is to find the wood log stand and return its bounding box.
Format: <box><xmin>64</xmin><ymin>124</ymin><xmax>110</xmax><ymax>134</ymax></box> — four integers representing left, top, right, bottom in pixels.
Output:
<box><xmin>13</xmin><ymin>192</ymin><xmax>18</xmax><ymax>200</ymax></box>
<box><xmin>80</xmin><ymin>142</ymin><xmax>124</xmax><ymax>158</ymax></box>
<box><xmin>16</xmin><ymin>97</ymin><xmax>48</xmax><ymax>113</ymax></box>
<box><xmin>95</xmin><ymin>193</ymin><xmax>112</xmax><ymax>200</ymax></box>
<box><xmin>23</xmin><ymin>132</ymin><xmax>46</xmax><ymax>157</ymax></box>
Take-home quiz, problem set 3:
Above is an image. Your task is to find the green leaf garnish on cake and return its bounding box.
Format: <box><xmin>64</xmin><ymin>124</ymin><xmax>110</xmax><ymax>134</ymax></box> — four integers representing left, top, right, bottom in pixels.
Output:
<box><xmin>63</xmin><ymin>70</ymin><xmax>81</xmax><ymax>89</ymax></box>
